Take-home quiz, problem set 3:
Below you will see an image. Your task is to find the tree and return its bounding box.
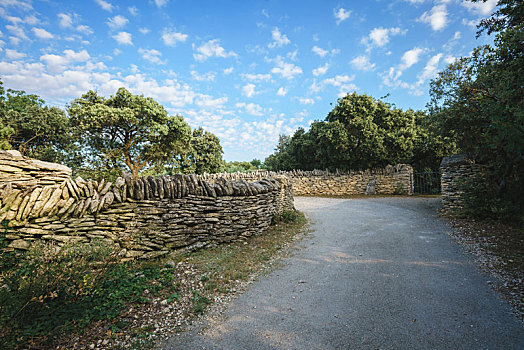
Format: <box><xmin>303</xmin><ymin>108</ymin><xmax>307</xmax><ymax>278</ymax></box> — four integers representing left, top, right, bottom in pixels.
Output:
<box><xmin>265</xmin><ymin>93</ymin><xmax>446</xmax><ymax>172</ymax></box>
<box><xmin>0</xmin><ymin>80</ymin><xmax>75</xmax><ymax>163</ymax></box>
<box><xmin>428</xmin><ymin>0</ymin><xmax>523</xmax><ymax>222</ymax></box>
<box><xmin>190</xmin><ymin>127</ymin><xmax>225</xmax><ymax>174</ymax></box>
<box><xmin>68</xmin><ymin>88</ymin><xmax>192</xmax><ymax>179</ymax></box>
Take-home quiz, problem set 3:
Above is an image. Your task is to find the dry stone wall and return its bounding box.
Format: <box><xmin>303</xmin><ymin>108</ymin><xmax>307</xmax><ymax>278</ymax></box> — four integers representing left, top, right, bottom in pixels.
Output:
<box><xmin>440</xmin><ymin>154</ymin><xmax>483</xmax><ymax>213</ymax></box>
<box><xmin>0</xmin><ymin>151</ymin><xmax>293</xmax><ymax>258</ymax></box>
<box><xmin>204</xmin><ymin>164</ymin><xmax>413</xmax><ymax>196</ymax></box>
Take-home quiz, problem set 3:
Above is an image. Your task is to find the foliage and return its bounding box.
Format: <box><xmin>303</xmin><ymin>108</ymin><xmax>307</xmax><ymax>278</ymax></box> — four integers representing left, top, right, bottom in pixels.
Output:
<box><xmin>0</xmin><ymin>80</ymin><xmax>78</xmax><ymax>164</ymax></box>
<box><xmin>271</xmin><ymin>210</ymin><xmax>304</xmax><ymax>225</ymax></box>
<box><xmin>68</xmin><ymin>88</ymin><xmax>192</xmax><ymax>179</ymax></box>
<box><xmin>0</xmin><ymin>240</ymin><xmax>179</xmax><ymax>349</ymax></box>
<box><xmin>265</xmin><ymin>93</ymin><xmax>453</xmax><ymax>172</ymax></box>
<box><xmin>163</xmin><ymin>127</ymin><xmax>225</xmax><ymax>175</ymax></box>
<box><xmin>457</xmin><ymin>174</ymin><xmax>523</xmax><ymax>225</ymax></box>
<box><xmin>224</xmin><ymin>159</ymin><xmax>266</xmax><ymax>173</ymax></box>
<box><xmin>428</xmin><ymin>0</ymin><xmax>524</xmax><ymax>223</ymax></box>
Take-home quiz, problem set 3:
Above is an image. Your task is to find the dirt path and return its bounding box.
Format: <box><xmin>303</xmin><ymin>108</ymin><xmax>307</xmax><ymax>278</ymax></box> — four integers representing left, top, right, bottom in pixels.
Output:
<box><xmin>162</xmin><ymin>197</ymin><xmax>523</xmax><ymax>349</ymax></box>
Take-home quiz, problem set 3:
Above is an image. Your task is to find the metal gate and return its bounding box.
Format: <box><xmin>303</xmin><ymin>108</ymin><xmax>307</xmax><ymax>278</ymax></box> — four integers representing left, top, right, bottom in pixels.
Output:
<box><xmin>411</xmin><ymin>171</ymin><xmax>441</xmax><ymax>195</ymax></box>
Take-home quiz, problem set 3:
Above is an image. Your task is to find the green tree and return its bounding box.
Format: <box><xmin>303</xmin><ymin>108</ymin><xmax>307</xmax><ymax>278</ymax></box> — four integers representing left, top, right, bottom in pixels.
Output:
<box><xmin>0</xmin><ymin>80</ymin><xmax>75</xmax><ymax>163</ymax></box>
<box><xmin>266</xmin><ymin>93</ymin><xmax>445</xmax><ymax>172</ymax></box>
<box><xmin>428</xmin><ymin>0</ymin><xmax>523</xmax><ymax>222</ymax></box>
<box><xmin>190</xmin><ymin>127</ymin><xmax>225</xmax><ymax>174</ymax></box>
<box><xmin>68</xmin><ymin>88</ymin><xmax>192</xmax><ymax>179</ymax></box>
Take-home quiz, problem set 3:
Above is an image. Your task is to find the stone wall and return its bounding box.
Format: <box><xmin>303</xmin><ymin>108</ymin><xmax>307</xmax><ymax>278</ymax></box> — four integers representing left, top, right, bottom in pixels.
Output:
<box><xmin>0</xmin><ymin>151</ymin><xmax>293</xmax><ymax>258</ymax></box>
<box><xmin>203</xmin><ymin>164</ymin><xmax>413</xmax><ymax>196</ymax></box>
<box><xmin>440</xmin><ymin>154</ymin><xmax>483</xmax><ymax>212</ymax></box>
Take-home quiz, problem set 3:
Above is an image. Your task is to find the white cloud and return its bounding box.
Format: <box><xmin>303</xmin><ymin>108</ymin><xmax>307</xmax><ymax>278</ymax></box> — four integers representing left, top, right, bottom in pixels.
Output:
<box><xmin>453</xmin><ymin>31</ymin><xmax>461</xmax><ymax>40</ymax></box>
<box><xmin>190</xmin><ymin>70</ymin><xmax>216</xmax><ymax>81</ymax></box>
<box><xmin>31</xmin><ymin>27</ymin><xmax>53</xmax><ymax>39</ymax></box>
<box><xmin>443</xmin><ymin>54</ymin><xmax>456</xmax><ymax>65</ymax></box>
<box><xmin>0</xmin><ymin>59</ymin><xmax>198</xmax><ymax>108</ymax></box>
<box><xmin>223</xmin><ymin>67</ymin><xmax>234</xmax><ymax>75</ymax></box>
<box><xmin>139</xmin><ymin>48</ymin><xmax>166</xmax><ymax>65</ymax></box>
<box><xmin>350</xmin><ymin>55</ymin><xmax>376</xmax><ymax>71</ymax></box>
<box><xmin>128</xmin><ymin>6</ymin><xmax>138</xmax><ymax>16</ymax></box>
<box><xmin>0</xmin><ymin>0</ymin><xmax>32</xmax><ymax>10</ymax></box>
<box><xmin>270</xmin><ymin>56</ymin><xmax>302</xmax><ymax>79</ymax></box>
<box><xmin>418</xmin><ymin>4</ymin><xmax>448</xmax><ymax>31</ymax></box>
<box><xmin>57</xmin><ymin>13</ymin><xmax>73</xmax><ymax>28</ymax></box>
<box><xmin>236</xmin><ymin>102</ymin><xmax>264</xmax><ymax>116</ymax></box>
<box><xmin>193</xmin><ymin>39</ymin><xmax>237</xmax><ymax>62</ymax></box>
<box><xmin>277</xmin><ymin>86</ymin><xmax>287</xmax><ymax>96</ymax></box>
<box><xmin>107</xmin><ymin>15</ymin><xmax>128</xmax><ymax>30</ymax></box>
<box><xmin>76</xmin><ymin>25</ymin><xmax>93</xmax><ymax>35</ymax></box>
<box><xmin>242</xmin><ymin>83</ymin><xmax>256</xmax><ymax>98</ymax></box>
<box><xmin>112</xmin><ymin>31</ymin><xmax>133</xmax><ymax>45</ymax></box>
<box><xmin>334</xmin><ymin>8</ymin><xmax>351</xmax><ymax>25</ymax></box>
<box><xmin>94</xmin><ymin>0</ymin><xmax>113</xmax><ymax>12</ymax></box>
<box><xmin>113</xmin><ymin>48</ymin><xmax>121</xmax><ymax>56</ymax></box>
<box><xmin>268</xmin><ymin>27</ymin><xmax>290</xmax><ymax>48</ymax></box>
<box><xmin>461</xmin><ymin>0</ymin><xmax>497</xmax><ymax>16</ymax></box>
<box><xmin>362</xmin><ymin>27</ymin><xmax>406</xmax><ymax>50</ymax></box>
<box><xmin>241</xmin><ymin>73</ymin><xmax>271</xmax><ymax>82</ymax></box>
<box><xmin>162</xmin><ymin>29</ymin><xmax>188</xmax><ymax>46</ymax></box>
<box><xmin>310</xmin><ymin>75</ymin><xmax>357</xmax><ymax>96</ymax></box>
<box><xmin>298</xmin><ymin>97</ymin><xmax>315</xmax><ymax>105</ymax></box>
<box><xmin>5</xmin><ymin>49</ymin><xmax>25</xmax><ymax>59</ymax></box>
<box><xmin>6</xmin><ymin>25</ymin><xmax>28</xmax><ymax>41</ymax></box>
<box><xmin>462</xmin><ymin>18</ymin><xmax>479</xmax><ymax>28</ymax></box>
<box><xmin>40</xmin><ymin>49</ymin><xmax>90</xmax><ymax>73</ymax></box>
<box><xmin>312</xmin><ymin>45</ymin><xmax>328</xmax><ymax>57</ymax></box>
<box><xmin>154</xmin><ymin>0</ymin><xmax>168</xmax><ymax>7</ymax></box>
<box><xmin>139</xmin><ymin>27</ymin><xmax>150</xmax><ymax>35</ymax></box>
<box><xmin>195</xmin><ymin>95</ymin><xmax>227</xmax><ymax>109</ymax></box>
<box><xmin>312</xmin><ymin>63</ymin><xmax>329</xmax><ymax>76</ymax></box>
<box><xmin>416</xmin><ymin>53</ymin><xmax>442</xmax><ymax>86</ymax></box>
<box><xmin>399</xmin><ymin>47</ymin><xmax>426</xmax><ymax>70</ymax></box>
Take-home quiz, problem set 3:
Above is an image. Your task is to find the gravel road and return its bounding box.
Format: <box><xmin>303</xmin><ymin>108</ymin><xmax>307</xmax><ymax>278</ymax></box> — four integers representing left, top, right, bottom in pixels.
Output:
<box><xmin>163</xmin><ymin>197</ymin><xmax>523</xmax><ymax>350</ymax></box>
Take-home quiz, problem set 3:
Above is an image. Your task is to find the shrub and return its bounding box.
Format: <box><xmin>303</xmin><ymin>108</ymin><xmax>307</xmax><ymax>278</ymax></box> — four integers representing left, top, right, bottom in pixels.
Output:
<box><xmin>271</xmin><ymin>210</ymin><xmax>304</xmax><ymax>225</ymax></box>
<box><xmin>457</xmin><ymin>176</ymin><xmax>523</xmax><ymax>226</ymax></box>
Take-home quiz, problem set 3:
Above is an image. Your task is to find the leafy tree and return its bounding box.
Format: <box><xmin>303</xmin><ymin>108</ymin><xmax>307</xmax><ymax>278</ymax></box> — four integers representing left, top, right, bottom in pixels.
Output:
<box><xmin>190</xmin><ymin>127</ymin><xmax>225</xmax><ymax>174</ymax></box>
<box><xmin>428</xmin><ymin>0</ymin><xmax>523</xmax><ymax>222</ymax></box>
<box><xmin>0</xmin><ymin>80</ymin><xmax>76</xmax><ymax>163</ymax></box>
<box><xmin>265</xmin><ymin>93</ymin><xmax>448</xmax><ymax>172</ymax></box>
<box><xmin>68</xmin><ymin>88</ymin><xmax>192</xmax><ymax>179</ymax></box>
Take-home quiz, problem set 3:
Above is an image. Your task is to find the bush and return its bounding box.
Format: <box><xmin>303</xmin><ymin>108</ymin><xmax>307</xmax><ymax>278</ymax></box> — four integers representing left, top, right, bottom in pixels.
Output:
<box><xmin>0</xmin><ymin>239</ymin><xmax>121</xmax><ymax>348</ymax></box>
<box><xmin>271</xmin><ymin>210</ymin><xmax>304</xmax><ymax>225</ymax></box>
<box><xmin>457</xmin><ymin>176</ymin><xmax>523</xmax><ymax>226</ymax></box>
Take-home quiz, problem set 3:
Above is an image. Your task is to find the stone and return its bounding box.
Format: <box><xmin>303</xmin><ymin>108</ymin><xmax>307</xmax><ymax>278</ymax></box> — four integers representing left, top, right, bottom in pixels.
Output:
<box><xmin>97</xmin><ymin>178</ymin><xmax>105</xmax><ymax>192</ymax></box>
<box><xmin>41</xmin><ymin>186</ymin><xmax>63</xmax><ymax>216</ymax></box>
<box><xmin>8</xmin><ymin>239</ymin><xmax>31</xmax><ymax>250</ymax></box>
<box><xmin>86</xmin><ymin>180</ymin><xmax>95</xmax><ymax>197</ymax></box>
<box><xmin>16</xmin><ymin>195</ymin><xmax>30</xmax><ymax>221</ymax></box>
<box><xmin>0</xmin><ymin>164</ymin><xmax>23</xmax><ymax>173</ymax></box>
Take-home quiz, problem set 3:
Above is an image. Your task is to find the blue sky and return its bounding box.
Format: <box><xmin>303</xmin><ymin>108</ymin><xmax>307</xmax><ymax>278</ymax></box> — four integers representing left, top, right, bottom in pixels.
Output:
<box><xmin>0</xmin><ymin>0</ymin><xmax>497</xmax><ymax>161</ymax></box>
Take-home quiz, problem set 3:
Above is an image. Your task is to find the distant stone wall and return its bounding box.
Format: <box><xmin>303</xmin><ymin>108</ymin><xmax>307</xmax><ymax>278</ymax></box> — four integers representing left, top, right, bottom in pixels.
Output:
<box><xmin>207</xmin><ymin>164</ymin><xmax>413</xmax><ymax>196</ymax></box>
<box><xmin>440</xmin><ymin>154</ymin><xmax>483</xmax><ymax>212</ymax></box>
<box><xmin>0</xmin><ymin>151</ymin><xmax>293</xmax><ymax>258</ymax></box>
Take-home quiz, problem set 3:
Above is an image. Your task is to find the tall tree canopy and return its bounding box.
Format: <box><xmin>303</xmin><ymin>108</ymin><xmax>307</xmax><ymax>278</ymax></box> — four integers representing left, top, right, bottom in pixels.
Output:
<box><xmin>0</xmin><ymin>80</ymin><xmax>75</xmax><ymax>163</ymax></box>
<box><xmin>428</xmin><ymin>0</ymin><xmax>523</xmax><ymax>220</ymax></box>
<box><xmin>68</xmin><ymin>87</ymin><xmax>192</xmax><ymax>179</ymax></box>
<box><xmin>166</xmin><ymin>127</ymin><xmax>225</xmax><ymax>174</ymax></box>
<box><xmin>265</xmin><ymin>93</ymin><xmax>453</xmax><ymax>172</ymax></box>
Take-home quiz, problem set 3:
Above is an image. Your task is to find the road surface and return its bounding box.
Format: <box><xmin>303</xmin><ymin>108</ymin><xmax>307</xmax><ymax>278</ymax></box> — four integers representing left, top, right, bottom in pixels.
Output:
<box><xmin>163</xmin><ymin>197</ymin><xmax>523</xmax><ymax>349</ymax></box>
